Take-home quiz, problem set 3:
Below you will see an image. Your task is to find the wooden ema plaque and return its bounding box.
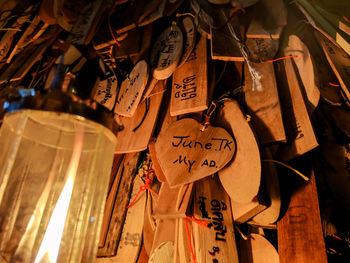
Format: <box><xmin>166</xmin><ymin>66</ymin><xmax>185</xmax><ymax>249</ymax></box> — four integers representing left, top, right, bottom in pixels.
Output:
<box><xmin>215</xmin><ymin>99</ymin><xmax>261</xmax><ymax>203</ymax></box>
<box><xmin>315</xmin><ymin>31</ymin><xmax>350</xmax><ymax>105</ymax></box>
<box><xmin>192</xmin><ymin>176</ymin><xmax>239</xmax><ymax>263</ymax></box>
<box><xmin>155</xmin><ymin>118</ymin><xmax>235</xmax><ymax>187</ymax></box>
<box><xmin>244</xmin><ymin>62</ymin><xmax>286</xmax><ymax>144</ymax></box>
<box><xmin>277</xmin><ymin>171</ymin><xmax>327</xmax><ymax>263</ymax></box>
<box><xmin>284</xmin><ymin>35</ymin><xmax>320</xmax><ymax>111</ymax></box>
<box><xmin>93</xmin><ymin>75</ymin><xmax>118</xmax><ymax>110</ymax></box>
<box><xmin>275</xmin><ymin>58</ymin><xmax>318</xmax><ymax>161</ymax></box>
<box><xmin>178</xmin><ymin>16</ymin><xmax>197</xmax><ymax>67</ymax></box>
<box><xmin>115</xmin><ymin>80</ymin><xmax>165</xmax><ymax>153</ymax></box>
<box><xmin>96</xmin><ymin>177</ymin><xmax>146</xmax><ymax>263</ymax></box>
<box><xmin>150</xmin><ymin>25</ymin><xmax>183</xmax><ymax>80</ymax></box>
<box><xmin>115</xmin><ymin>60</ymin><xmax>149</xmax><ymax>117</ymax></box>
<box><xmin>239</xmin><ymin>234</ymin><xmax>280</xmax><ymax>263</ymax></box>
<box><xmin>171</xmin><ymin>37</ymin><xmax>208</xmax><ymax>116</ymax></box>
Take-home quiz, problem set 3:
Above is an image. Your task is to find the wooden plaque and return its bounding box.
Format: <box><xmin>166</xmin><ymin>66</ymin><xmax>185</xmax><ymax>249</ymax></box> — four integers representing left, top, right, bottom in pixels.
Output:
<box><xmin>96</xmin><ymin>177</ymin><xmax>146</xmax><ymax>263</ymax></box>
<box><xmin>275</xmin><ymin>58</ymin><xmax>318</xmax><ymax>161</ymax></box>
<box><xmin>150</xmin><ymin>25</ymin><xmax>183</xmax><ymax>80</ymax></box>
<box><xmin>315</xmin><ymin>31</ymin><xmax>350</xmax><ymax>105</ymax></box>
<box><xmin>115</xmin><ymin>60</ymin><xmax>149</xmax><ymax>117</ymax></box>
<box><xmin>284</xmin><ymin>35</ymin><xmax>320</xmax><ymax>110</ymax></box>
<box><xmin>244</xmin><ymin>62</ymin><xmax>286</xmax><ymax>144</ymax></box>
<box><xmin>231</xmin><ymin>196</ymin><xmax>268</xmax><ymax>224</ymax></box>
<box><xmin>115</xmin><ymin>80</ymin><xmax>165</xmax><ymax>153</ymax></box>
<box><xmin>215</xmin><ymin>99</ymin><xmax>261</xmax><ymax>203</ymax></box>
<box><xmin>192</xmin><ymin>176</ymin><xmax>239</xmax><ymax>263</ymax></box>
<box><xmin>93</xmin><ymin>75</ymin><xmax>118</xmax><ymax>110</ymax></box>
<box><xmin>178</xmin><ymin>16</ymin><xmax>197</xmax><ymax>67</ymax></box>
<box><xmin>277</xmin><ymin>171</ymin><xmax>327</xmax><ymax>263</ymax></box>
<box><xmin>155</xmin><ymin>118</ymin><xmax>235</xmax><ymax>187</ymax></box>
<box><xmin>171</xmin><ymin>37</ymin><xmax>208</xmax><ymax>116</ymax></box>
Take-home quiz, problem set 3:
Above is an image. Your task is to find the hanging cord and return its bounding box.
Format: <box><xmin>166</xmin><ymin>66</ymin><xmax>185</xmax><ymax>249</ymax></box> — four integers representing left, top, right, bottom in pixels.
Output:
<box><xmin>264</xmin><ymin>55</ymin><xmax>298</xmax><ymax>63</ymax></box>
<box><xmin>200</xmin><ymin>101</ymin><xmax>217</xmax><ymax>131</ymax></box>
<box><xmin>184</xmin><ymin>216</ymin><xmax>212</xmax><ymax>263</ymax></box>
<box><xmin>132</xmin><ymin>98</ymin><xmax>150</xmax><ymax>132</ymax></box>
<box><xmin>262</xmin><ymin>159</ymin><xmax>309</xmax><ymax>182</ymax></box>
<box><xmin>108</xmin><ymin>2</ymin><xmax>121</xmax><ymax>46</ymax></box>
<box><xmin>127</xmin><ymin>169</ymin><xmax>159</xmax><ymax>209</ymax></box>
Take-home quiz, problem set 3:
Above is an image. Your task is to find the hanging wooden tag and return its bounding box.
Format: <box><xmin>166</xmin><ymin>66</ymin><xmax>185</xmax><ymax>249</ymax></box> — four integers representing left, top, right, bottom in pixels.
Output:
<box><xmin>114</xmin><ymin>60</ymin><xmax>149</xmax><ymax>117</ymax></box>
<box><xmin>93</xmin><ymin>75</ymin><xmax>118</xmax><ymax>110</ymax></box>
<box><xmin>155</xmin><ymin>118</ymin><xmax>235</xmax><ymax>187</ymax></box>
<box><xmin>171</xmin><ymin>37</ymin><xmax>208</xmax><ymax>116</ymax></box>
<box><xmin>150</xmin><ymin>25</ymin><xmax>183</xmax><ymax>80</ymax></box>
<box><xmin>275</xmin><ymin>58</ymin><xmax>318</xmax><ymax>161</ymax></box>
<box><xmin>69</xmin><ymin>0</ymin><xmax>106</xmax><ymax>45</ymax></box>
<box><xmin>178</xmin><ymin>16</ymin><xmax>197</xmax><ymax>67</ymax></box>
<box><xmin>115</xmin><ymin>80</ymin><xmax>165</xmax><ymax>153</ymax></box>
<box><xmin>252</xmin><ymin>149</ymin><xmax>281</xmax><ymax>226</ymax></box>
<box><xmin>284</xmin><ymin>35</ymin><xmax>320</xmax><ymax>111</ymax></box>
<box><xmin>153</xmin><ymin>182</ymin><xmax>193</xmax><ymax>219</ymax></box>
<box><xmin>277</xmin><ymin>171</ymin><xmax>327</xmax><ymax>263</ymax></box>
<box><xmin>239</xmin><ymin>234</ymin><xmax>280</xmax><ymax>263</ymax></box>
<box><xmin>244</xmin><ymin>62</ymin><xmax>286</xmax><ymax>144</ymax></box>
<box><xmin>315</xmin><ymin>31</ymin><xmax>350</xmax><ymax>105</ymax></box>
<box><xmin>215</xmin><ymin>99</ymin><xmax>261</xmax><ymax>203</ymax></box>
<box><xmin>192</xmin><ymin>176</ymin><xmax>239</xmax><ymax>263</ymax></box>
<box><xmin>97</xmin><ymin>177</ymin><xmax>146</xmax><ymax>263</ymax></box>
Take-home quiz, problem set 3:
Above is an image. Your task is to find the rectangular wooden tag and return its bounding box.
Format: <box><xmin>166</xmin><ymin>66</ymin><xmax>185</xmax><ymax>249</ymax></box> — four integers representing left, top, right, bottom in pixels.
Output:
<box><xmin>277</xmin><ymin>171</ymin><xmax>327</xmax><ymax>263</ymax></box>
<box><xmin>192</xmin><ymin>176</ymin><xmax>239</xmax><ymax>263</ymax></box>
<box><xmin>97</xmin><ymin>153</ymin><xmax>140</xmax><ymax>257</ymax></box>
<box><xmin>315</xmin><ymin>31</ymin><xmax>350</xmax><ymax>104</ymax></box>
<box><xmin>275</xmin><ymin>58</ymin><xmax>318</xmax><ymax>161</ymax></box>
<box><xmin>171</xmin><ymin>37</ymin><xmax>208</xmax><ymax>116</ymax></box>
<box><xmin>153</xmin><ymin>182</ymin><xmax>193</xmax><ymax>219</ymax></box>
<box><xmin>115</xmin><ymin>80</ymin><xmax>165</xmax><ymax>153</ymax></box>
<box><xmin>244</xmin><ymin>62</ymin><xmax>286</xmax><ymax>144</ymax></box>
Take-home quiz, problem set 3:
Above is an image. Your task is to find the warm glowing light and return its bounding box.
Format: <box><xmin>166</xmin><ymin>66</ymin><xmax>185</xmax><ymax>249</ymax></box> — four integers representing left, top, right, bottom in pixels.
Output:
<box><xmin>35</xmin><ymin>125</ymin><xmax>84</xmax><ymax>263</ymax></box>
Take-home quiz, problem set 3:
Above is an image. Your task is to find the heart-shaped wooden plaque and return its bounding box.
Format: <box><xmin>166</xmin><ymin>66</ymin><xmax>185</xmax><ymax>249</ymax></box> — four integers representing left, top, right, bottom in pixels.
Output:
<box><xmin>155</xmin><ymin>118</ymin><xmax>235</xmax><ymax>187</ymax></box>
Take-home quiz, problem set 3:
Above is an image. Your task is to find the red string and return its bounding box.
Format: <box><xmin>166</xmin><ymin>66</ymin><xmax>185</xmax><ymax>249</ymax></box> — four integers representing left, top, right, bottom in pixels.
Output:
<box><xmin>108</xmin><ymin>11</ymin><xmax>121</xmax><ymax>46</ymax></box>
<box><xmin>31</xmin><ymin>58</ymin><xmax>55</xmax><ymax>76</ymax></box>
<box><xmin>265</xmin><ymin>55</ymin><xmax>298</xmax><ymax>63</ymax></box>
<box><xmin>343</xmin><ymin>16</ymin><xmax>350</xmax><ymax>24</ymax></box>
<box><xmin>332</xmin><ymin>234</ymin><xmax>342</xmax><ymax>241</ymax></box>
<box><xmin>329</xmin><ymin>82</ymin><xmax>340</xmax><ymax>87</ymax></box>
<box><xmin>127</xmin><ymin>169</ymin><xmax>158</xmax><ymax>209</ymax></box>
<box><xmin>184</xmin><ymin>217</ymin><xmax>211</xmax><ymax>263</ymax></box>
<box><xmin>204</xmin><ymin>114</ymin><xmax>210</xmax><ymax>126</ymax></box>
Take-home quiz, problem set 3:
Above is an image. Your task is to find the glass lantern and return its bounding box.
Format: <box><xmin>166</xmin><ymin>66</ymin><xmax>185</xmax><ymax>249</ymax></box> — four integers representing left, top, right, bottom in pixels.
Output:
<box><xmin>0</xmin><ymin>91</ymin><xmax>117</xmax><ymax>262</ymax></box>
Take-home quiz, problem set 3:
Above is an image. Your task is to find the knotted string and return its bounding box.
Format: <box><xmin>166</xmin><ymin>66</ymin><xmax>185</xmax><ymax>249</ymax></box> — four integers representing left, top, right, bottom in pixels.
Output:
<box><xmin>127</xmin><ymin>169</ymin><xmax>159</xmax><ymax>209</ymax></box>
<box><xmin>265</xmin><ymin>55</ymin><xmax>298</xmax><ymax>63</ymax></box>
<box><xmin>184</xmin><ymin>216</ymin><xmax>211</xmax><ymax>263</ymax></box>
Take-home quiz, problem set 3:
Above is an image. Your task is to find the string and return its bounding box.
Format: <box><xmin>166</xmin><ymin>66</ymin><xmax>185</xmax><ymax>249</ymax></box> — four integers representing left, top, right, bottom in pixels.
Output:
<box><xmin>127</xmin><ymin>169</ymin><xmax>159</xmax><ymax>209</ymax></box>
<box><xmin>234</xmin><ymin>224</ymin><xmax>248</xmax><ymax>240</ymax></box>
<box><xmin>261</xmin><ymin>159</ymin><xmax>309</xmax><ymax>182</ymax></box>
<box><xmin>329</xmin><ymin>82</ymin><xmax>340</xmax><ymax>87</ymax></box>
<box><xmin>31</xmin><ymin>58</ymin><xmax>55</xmax><ymax>76</ymax></box>
<box><xmin>108</xmin><ymin>10</ymin><xmax>120</xmax><ymax>46</ymax></box>
<box><xmin>265</xmin><ymin>55</ymin><xmax>298</xmax><ymax>63</ymax></box>
<box><xmin>343</xmin><ymin>16</ymin><xmax>350</xmax><ymax>24</ymax></box>
<box><xmin>184</xmin><ymin>217</ymin><xmax>211</xmax><ymax>263</ymax></box>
